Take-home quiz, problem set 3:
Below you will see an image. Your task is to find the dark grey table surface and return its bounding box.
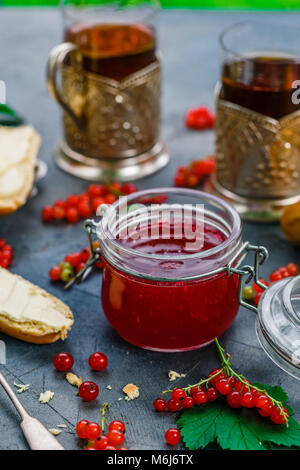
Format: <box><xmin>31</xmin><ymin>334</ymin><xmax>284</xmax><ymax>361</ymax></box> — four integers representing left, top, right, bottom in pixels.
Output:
<box><xmin>0</xmin><ymin>8</ymin><xmax>299</xmax><ymax>451</ymax></box>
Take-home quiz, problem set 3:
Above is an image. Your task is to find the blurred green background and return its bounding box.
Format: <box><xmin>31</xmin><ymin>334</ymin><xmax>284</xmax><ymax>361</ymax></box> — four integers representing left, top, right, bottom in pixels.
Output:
<box><xmin>2</xmin><ymin>0</ymin><xmax>300</xmax><ymax>9</ymax></box>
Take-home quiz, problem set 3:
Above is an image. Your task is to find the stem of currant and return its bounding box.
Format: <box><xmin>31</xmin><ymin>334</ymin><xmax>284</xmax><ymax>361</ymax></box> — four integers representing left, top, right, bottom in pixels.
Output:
<box><xmin>100</xmin><ymin>402</ymin><xmax>109</xmax><ymax>434</ymax></box>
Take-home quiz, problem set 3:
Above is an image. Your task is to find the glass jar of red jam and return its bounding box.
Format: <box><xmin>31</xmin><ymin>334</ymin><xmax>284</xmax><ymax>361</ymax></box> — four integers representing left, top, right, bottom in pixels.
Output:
<box><xmin>92</xmin><ymin>188</ymin><xmax>243</xmax><ymax>352</ymax></box>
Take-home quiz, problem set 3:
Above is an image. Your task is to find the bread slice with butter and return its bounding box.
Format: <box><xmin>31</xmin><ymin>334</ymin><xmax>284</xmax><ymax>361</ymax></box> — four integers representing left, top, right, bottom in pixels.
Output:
<box><xmin>0</xmin><ymin>268</ymin><xmax>74</xmax><ymax>344</ymax></box>
<box><xmin>0</xmin><ymin>125</ymin><xmax>41</xmax><ymax>215</ymax></box>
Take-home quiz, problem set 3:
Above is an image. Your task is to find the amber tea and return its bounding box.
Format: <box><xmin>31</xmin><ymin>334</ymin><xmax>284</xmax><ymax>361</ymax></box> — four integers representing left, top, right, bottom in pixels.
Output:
<box><xmin>65</xmin><ymin>23</ymin><xmax>157</xmax><ymax>80</ymax></box>
<box><xmin>221</xmin><ymin>54</ymin><xmax>300</xmax><ymax>119</ymax></box>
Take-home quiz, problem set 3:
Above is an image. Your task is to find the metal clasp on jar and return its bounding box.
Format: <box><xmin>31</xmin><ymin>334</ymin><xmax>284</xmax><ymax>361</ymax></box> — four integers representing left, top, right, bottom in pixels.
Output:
<box><xmin>226</xmin><ymin>242</ymin><xmax>269</xmax><ymax>313</ymax></box>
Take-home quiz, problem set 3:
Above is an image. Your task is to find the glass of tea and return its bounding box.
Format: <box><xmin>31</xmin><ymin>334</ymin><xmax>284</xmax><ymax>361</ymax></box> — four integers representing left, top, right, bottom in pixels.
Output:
<box><xmin>213</xmin><ymin>22</ymin><xmax>300</xmax><ymax>221</ymax></box>
<box><xmin>47</xmin><ymin>0</ymin><xmax>169</xmax><ymax>181</ymax></box>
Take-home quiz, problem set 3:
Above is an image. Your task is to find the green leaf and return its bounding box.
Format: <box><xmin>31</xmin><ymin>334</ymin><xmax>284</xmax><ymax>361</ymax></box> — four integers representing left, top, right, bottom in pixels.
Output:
<box><xmin>178</xmin><ymin>402</ymin><xmax>300</xmax><ymax>451</ymax></box>
<box><xmin>177</xmin><ymin>404</ymin><xmax>222</xmax><ymax>450</ymax></box>
<box><xmin>216</xmin><ymin>405</ymin><xmax>268</xmax><ymax>450</ymax></box>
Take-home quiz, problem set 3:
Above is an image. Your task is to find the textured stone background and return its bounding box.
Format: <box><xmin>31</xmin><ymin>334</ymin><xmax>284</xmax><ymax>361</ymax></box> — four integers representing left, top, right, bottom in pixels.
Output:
<box><xmin>0</xmin><ymin>8</ymin><xmax>299</xmax><ymax>450</ymax></box>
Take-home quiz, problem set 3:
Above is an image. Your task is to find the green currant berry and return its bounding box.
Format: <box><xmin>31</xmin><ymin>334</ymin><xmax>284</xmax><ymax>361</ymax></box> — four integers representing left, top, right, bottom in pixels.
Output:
<box><xmin>61</xmin><ymin>268</ymin><xmax>74</xmax><ymax>283</ymax></box>
<box><xmin>242</xmin><ymin>285</ymin><xmax>255</xmax><ymax>300</ymax></box>
<box><xmin>60</xmin><ymin>261</ymin><xmax>74</xmax><ymax>272</ymax></box>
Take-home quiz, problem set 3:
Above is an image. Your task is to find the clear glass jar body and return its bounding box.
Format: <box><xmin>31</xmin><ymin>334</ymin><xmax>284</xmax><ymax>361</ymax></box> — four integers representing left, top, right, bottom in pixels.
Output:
<box><xmin>98</xmin><ymin>188</ymin><xmax>242</xmax><ymax>352</ymax></box>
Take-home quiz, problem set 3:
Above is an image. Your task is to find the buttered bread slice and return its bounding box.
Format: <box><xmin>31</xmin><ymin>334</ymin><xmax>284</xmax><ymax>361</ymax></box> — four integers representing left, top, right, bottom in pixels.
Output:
<box><xmin>0</xmin><ymin>125</ymin><xmax>41</xmax><ymax>215</ymax></box>
<box><xmin>0</xmin><ymin>268</ymin><xmax>74</xmax><ymax>344</ymax></box>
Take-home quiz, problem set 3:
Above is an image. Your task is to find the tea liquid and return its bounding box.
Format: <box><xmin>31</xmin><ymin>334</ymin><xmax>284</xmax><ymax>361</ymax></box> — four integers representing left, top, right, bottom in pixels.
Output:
<box><xmin>65</xmin><ymin>23</ymin><xmax>156</xmax><ymax>80</ymax></box>
<box><xmin>221</xmin><ymin>54</ymin><xmax>300</xmax><ymax>119</ymax></box>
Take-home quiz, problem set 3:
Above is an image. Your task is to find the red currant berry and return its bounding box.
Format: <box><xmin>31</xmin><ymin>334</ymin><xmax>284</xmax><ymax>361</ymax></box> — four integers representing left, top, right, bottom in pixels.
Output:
<box><xmin>107</xmin><ymin>429</ymin><xmax>125</xmax><ymax>447</ymax></box>
<box><xmin>182</xmin><ymin>396</ymin><xmax>194</xmax><ymax>408</ymax></box>
<box><xmin>79</xmin><ymin>381</ymin><xmax>99</xmax><ymax>402</ymax></box>
<box><xmin>229</xmin><ymin>377</ymin><xmax>237</xmax><ymax>388</ymax></box>
<box><xmin>104</xmin><ymin>193</ymin><xmax>117</xmax><ymax>204</ymax></box>
<box><xmin>208</xmin><ymin>368</ymin><xmax>226</xmax><ymax>386</ymax></box>
<box><xmin>269</xmin><ymin>270</ymin><xmax>282</xmax><ymax>283</ymax></box>
<box><xmin>49</xmin><ymin>265</ymin><xmax>62</xmax><ymax>282</ymax></box>
<box><xmin>254</xmin><ymin>292</ymin><xmax>262</xmax><ymax>306</ymax></box>
<box><xmin>171</xmin><ymin>388</ymin><xmax>186</xmax><ymax>401</ymax></box>
<box><xmin>53</xmin><ymin>352</ymin><xmax>74</xmax><ymax>372</ymax></box>
<box><xmin>53</xmin><ymin>205</ymin><xmax>65</xmax><ymax>220</ymax></box>
<box><xmin>215</xmin><ymin>378</ymin><xmax>232</xmax><ymax>395</ymax></box>
<box><xmin>108</xmin><ymin>420</ymin><xmax>125</xmax><ymax>433</ymax></box>
<box><xmin>54</xmin><ymin>200</ymin><xmax>66</xmax><ymax>210</ymax></box>
<box><xmin>165</xmin><ymin>428</ymin><xmax>181</xmax><ymax>446</ymax></box>
<box><xmin>92</xmin><ymin>197</ymin><xmax>105</xmax><ymax>213</ymax></box>
<box><xmin>88</xmin><ymin>184</ymin><xmax>103</xmax><ymax>198</ymax></box>
<box><xmin>253</xmin><ymin>279</ymin><xmax>268</xmax><ymax>293</ymax></box>
<box><xmin>255</xmin><ymin>394</ymin><xmax>273</xmax><ymax>416</ymax></box>
<box><xmin>86</xmin><ymin>422</ymin><xmax>101</xmax><ymax>440</ymax></box>
<box><xmin>286</xmin><ymin>262</ymin><xmax>299</xmax><ymax>276</ymax></box>
<box><xmin>270</xmin><ymin>407</ymin><xmax>289</xmax><ymax>424</ymax></box>
<box><xmin>240</xmin><ymin>392</ymin><xmax>256</xmax><ymax>408</ymax></box>
<box><xmin>279</xmin><ymin>268</ymin><xmax>290</xmax><ymax>278</ymax></box>
<box><xmin>189</xmin><ymin>385</ymin><xmax>204</xmax><ymax>396</ymax></box>
<box><xmin>88</xmin><ymin>352</ymin><xmax>108</xmax><ymax>371</ymax></box>
<box><xmin>207</xmin><ymin>387</ymin><xmax>218</xmax><ymax>402</ymax></box>
<box><xmin>80</xmin><ymin>248</ymin><xmax>90</xmax><ymax>263</ymax></box>
<box><xmin>65</xmin><ymin>252</ymin><xmax>81</xmax><ymax>268</ymax></box>
<box><xmin>66</xmin><ymin>194</ymin><xmax>79</xmax><ymax>208</ymax></box>
<box><xmin>235</xmin><ymin>380</ymin><xmax>251</xmax><ymax>393</ymax></box>
<box><xmin>110</xmin><ymin>182</ymin><xmax>122</xmax><ymax>193</ymax></box>
<box><xmin>42</xmin><ymin>205</ymin><xmax>54</xmax><ymax>223</ymax></box>
<box><xmin>167</xmin><ymin>398</ymin><xmax>181</xmax><ymax>412</ymax></box>
<box><xmin>76</xmin><ymin>262</ymin><xmax>86</xmax><ymax>274</ymax></box>
<box><xmin>121</xmin><ymin>183</ymin><xmax>137</xmax><ymax>195</ymax></box>
<box><xmin>66</xmin><ymin>207</ymin><xmax>80</xmax><ymax>224</ymax></box>
<box><xmin>193</xmin><ymin>390</ymin><xmax>207</xmax><ymax>405</ymax></box>
<box><xmin>94</xmin><ymin>435</ymin><xmax>109</xmax><ymax>450</ymax></box>
<box><xmin>76</xmin><ymin>419</ymin><xmax>90</xmax><ymax>439</ymax></box>
<box><xmin>153</xmin><ymin>398</ymin><xmax>167</xmax><ymax>412</ymax></box>
<box><xmin>78</xmin><ymin>201</ymin><xmax>92</xmax><ymax>218</ymax></box>
<box><xmin>226</xmin><ymin>390</ymin><xmax>241</xmax><ymax>408</ymax></box>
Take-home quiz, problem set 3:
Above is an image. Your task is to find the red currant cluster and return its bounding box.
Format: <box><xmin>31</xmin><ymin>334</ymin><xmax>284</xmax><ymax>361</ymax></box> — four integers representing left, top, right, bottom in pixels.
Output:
<box><xmin>0</xmin><ymin>239</ymin><xmax>13</xmax><ymax>269</ymax></box>
<box><xmin>243</xmin><ymin>262</ymin><xmax>299</xmax><ymax>306</ymax></box>
<box><xmin>53</xmin><ymin>351</ymin><xmax>108</xmax><ymax>402</ymax></box>
<box><xmin>185</xmin><ymin>106</ymin><xmax>215</xmax><ymax>130</ymax></box>
<box><xmin>154</xmin><ymin>340</ymin><xmax>290</xmax><ymax>435</ymax></box>
<box><xmin>174</xmin><ymin>156</ymin><xmax>216</xmax><ymax>188</ymax></box>
<box><xmin>154</xmin><ymin>368</ymin><xmax>289</xmax><ymax>426</ymax></box>
<box><xmin>54</xmin><ymin>352</ymin><xmax>127</xmax><ymax>450</ymax></box>
<box><xmin>49</xmin><ymin>242</ymin><xmax>103</xmax><ymax>284</ymax></box>
<box><xmin>41</xmin><ymin>182</ymin><xmax>137</xmax><ymax>224</ymax></box>
<box><xmin>77</xmin><ymin>415</ymin><xmax>128</xmax><ymax>451</ymax></box>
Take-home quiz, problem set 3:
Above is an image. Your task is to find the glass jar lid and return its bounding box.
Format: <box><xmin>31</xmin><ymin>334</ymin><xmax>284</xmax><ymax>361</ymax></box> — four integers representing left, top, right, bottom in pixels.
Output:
<box><xmin>256</xmin><ymin>276</ymin><xmax>300</xmax><ymax>380</ymax></box>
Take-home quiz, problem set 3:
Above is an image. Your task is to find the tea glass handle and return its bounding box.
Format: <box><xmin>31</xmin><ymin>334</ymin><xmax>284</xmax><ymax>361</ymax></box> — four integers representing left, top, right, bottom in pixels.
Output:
<box><xmin>47</xmin><ymin>42</ymin><xmax>84</xmax><ymax>128</ymax></box>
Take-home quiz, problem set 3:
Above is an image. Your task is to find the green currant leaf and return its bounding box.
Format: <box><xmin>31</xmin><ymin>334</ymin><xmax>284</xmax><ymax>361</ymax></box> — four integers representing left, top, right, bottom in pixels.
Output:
<box><xmin>178</xmin><ymin>402</ymin><xmax>300</xmax><ymax>451</ymax></box>
<box><xmin>215</xmin><ymin>405</ymin><xmax>268</xmax><ymax>450</ymax></box>
<box><xmin>177</xmin><ymin>404</ymin><xmax>222</xmax><ymax>450</ymax></box>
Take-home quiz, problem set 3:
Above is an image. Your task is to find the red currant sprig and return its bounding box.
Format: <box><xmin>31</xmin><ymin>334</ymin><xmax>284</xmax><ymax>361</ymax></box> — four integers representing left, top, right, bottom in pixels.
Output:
<box><xmin>242</xmin><ymin>262</ymin><xmax>299</xmax><ymax>306</ymax></box>
<box><xmin>41</xmin><ymin>182</ymin><xmax>137</xmax><ymax>224</ymax></box>
<box><xmin>174</xmin><ymin>155</ymin><xmax>216</xmax><ymax>188</ymax></box>
<box><xmin>76</xmin><ymin>402</ymin><xmax>128</xmax><ymax>451</ymax></box>
<box><xmin>154</xmin><ymin>339</ymin><xmax>289</xmax><ymax>427</ymax></box>
<box><xmin>49</xmin><ymin>241</ymin><xmax>104</xmax><ymax>286</ymax></box>
<box><xmin>185</xmin><ymin>106</ymin><xmax>215</xmax><ymax>130</ymax></box>
<box><xmin>0</xmin><ymin>239</ymin><xmax>14</xmax><ymax>269</ymax></box>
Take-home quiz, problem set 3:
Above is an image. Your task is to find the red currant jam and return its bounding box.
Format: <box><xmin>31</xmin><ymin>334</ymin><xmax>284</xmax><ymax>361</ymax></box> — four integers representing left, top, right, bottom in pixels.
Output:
<box><xmin>101</xmin><ymin>222</ymin><xmax>239</xmax><ymax>351</ymax></box>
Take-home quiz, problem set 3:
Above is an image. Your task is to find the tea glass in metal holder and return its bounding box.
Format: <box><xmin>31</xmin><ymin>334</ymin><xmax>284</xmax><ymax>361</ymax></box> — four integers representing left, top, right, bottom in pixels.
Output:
<box><xmin>209</xmin><ymin>22</ymin><xmax>300</xmax><ymax>221</ymax></box>
<box><xmin>47</xmin><ymin>0</ymin><xmax>169</xmax><ymax>181</ymax></box>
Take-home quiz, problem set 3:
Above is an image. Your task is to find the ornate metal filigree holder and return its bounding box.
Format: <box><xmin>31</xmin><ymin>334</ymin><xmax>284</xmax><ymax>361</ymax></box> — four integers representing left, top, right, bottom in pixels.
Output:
<box><xmin>47</xmin><ymin>43</ymin><xmax>169</xmax><ymax>181</ymax></box>
<box><xmin>206</xmin><ymin>97</ymin><xmax>300</xmax><ymax>221</ymax></box>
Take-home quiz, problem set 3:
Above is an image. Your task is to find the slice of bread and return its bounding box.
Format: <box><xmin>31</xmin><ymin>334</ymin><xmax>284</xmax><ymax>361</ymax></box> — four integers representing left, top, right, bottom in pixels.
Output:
<box><xmin>0</xmin><ymin>268</ymin><xmax>74</xmax><ymax>344</ymax></box>
<box><xmin>0</xmin><ymin>125</ymin><xmax>41</xmax><ymax>215</ymax></box>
